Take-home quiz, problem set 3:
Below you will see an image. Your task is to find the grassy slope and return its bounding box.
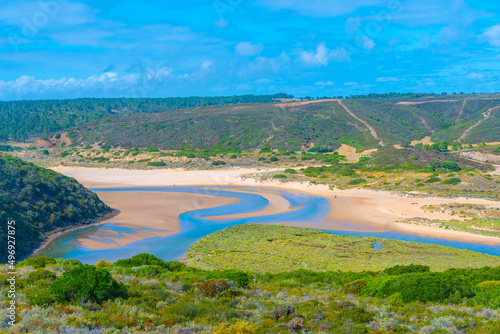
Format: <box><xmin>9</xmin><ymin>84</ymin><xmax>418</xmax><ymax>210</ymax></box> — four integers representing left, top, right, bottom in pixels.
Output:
<box><xmin>186</xmin><ymin>224</ymin><xmax>499</xmax><ymax>273</ymax></box>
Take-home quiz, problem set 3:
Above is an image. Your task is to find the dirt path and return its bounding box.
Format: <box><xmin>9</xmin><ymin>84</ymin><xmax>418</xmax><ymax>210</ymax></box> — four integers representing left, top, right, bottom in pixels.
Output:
<box><xmin>397</xmin><ymin>100</ymin><xmax>458</xmax><ymax>105</ymax></box>
<box><xmin>275</xmin><ymin>98</ymin><xmax>386</xmax><ymax>146</ymax></box>
<box><xmin>458</xmin><ymin>105</ymin><xmax>500</xmax><ymax>142</ymax></box>
<box><xmin>455</xmin><ymin>99</ymin><xmax>467</xmax><ymax>122</ymax></box>
<box><xmin>336</xmin><ymin>100</ymin><xmax>385</xmax><ymax>146</ymax></box>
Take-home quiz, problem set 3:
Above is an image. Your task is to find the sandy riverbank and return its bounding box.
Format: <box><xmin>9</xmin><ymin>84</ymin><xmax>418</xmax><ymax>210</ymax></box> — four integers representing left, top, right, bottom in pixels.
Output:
<box><xmin>50</xmin><ymin>167</ymin><xmax>500</xmax><ymax>248</ymax></box>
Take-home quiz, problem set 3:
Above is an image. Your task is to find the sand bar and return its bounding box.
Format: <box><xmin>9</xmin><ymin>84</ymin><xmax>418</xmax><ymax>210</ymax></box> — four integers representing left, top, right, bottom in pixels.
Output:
<box><xmin>50</xmin><ymin>167</ymin><xmax>500</xmax><ymax>248</ymax></box>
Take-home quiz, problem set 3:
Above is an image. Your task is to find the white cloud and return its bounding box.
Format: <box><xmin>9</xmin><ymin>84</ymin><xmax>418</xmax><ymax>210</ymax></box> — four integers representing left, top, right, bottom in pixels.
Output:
<box><xmin>376</xmin><ymin>77</ymin><xmax>399</xmax><ymax>82</ymax></box>
<box><xmin>300</xmin><ymin>43</ymin><xmax>331</xmax><ymax>66</ymax></box>
<box><xmin>201</xmin><ymin>60</ymin><xmax>213</xmax><ymax>70</ymax></box>
<box><xmin>0</xmin><ymin>67</ymin><xmax>174</xmax><ymax>99</ymax></box>
<box><xmin>315</xmin><ymin>81</ymin><xmax>334</xmax><ymax>86</ymax></box>
<box><xmin>466</xmin><ymin>73</ymin><xmax>484</xmax><ymax>80</ymax></box>
<box><xmin>481</xmin><ymin>24</ymin><xmax>500</xmax><ymax>47</ymax></box>
<box><xmin>235</xmin><ymin>41</ymin><xmax>264</xmax><ymax>56</ymax></box>
<box><xmin>344</xmin><ymin>82</ymin><xmax>358</xmax><ymax>86</ymax></box>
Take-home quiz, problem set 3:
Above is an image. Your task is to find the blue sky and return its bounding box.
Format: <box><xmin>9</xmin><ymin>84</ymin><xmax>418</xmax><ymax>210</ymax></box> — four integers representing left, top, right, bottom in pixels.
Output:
<box><xmin>0</xmin><ymin>0</ymin><xmax>499</xmax><ymax>100</ymax></box>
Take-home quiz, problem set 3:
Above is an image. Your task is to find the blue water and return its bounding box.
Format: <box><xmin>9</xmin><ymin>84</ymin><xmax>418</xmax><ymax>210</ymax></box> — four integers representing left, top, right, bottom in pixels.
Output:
<box><xmin>38</xmin><ymin>186</ymin><xmax>500</xmax><ymax>263</ymax></box>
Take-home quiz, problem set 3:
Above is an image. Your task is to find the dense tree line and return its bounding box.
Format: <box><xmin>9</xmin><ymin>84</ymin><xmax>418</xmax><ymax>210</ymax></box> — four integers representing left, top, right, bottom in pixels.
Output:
<box><xmin>0</xmin><ymin>94</ymin><xmax>292</xmax><ymax>141</ymax></box>
<box><xmin>0</xmin><ymin>154</ymin><xmax>109</xmax><ymax>262</ymax></box>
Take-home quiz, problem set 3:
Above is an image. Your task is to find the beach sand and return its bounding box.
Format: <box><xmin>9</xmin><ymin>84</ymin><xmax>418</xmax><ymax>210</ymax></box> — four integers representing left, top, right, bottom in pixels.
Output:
<box><xmin>50</xmin><ymin>167</ymin><xmax>500</xmax><ymax>249</ymax></box>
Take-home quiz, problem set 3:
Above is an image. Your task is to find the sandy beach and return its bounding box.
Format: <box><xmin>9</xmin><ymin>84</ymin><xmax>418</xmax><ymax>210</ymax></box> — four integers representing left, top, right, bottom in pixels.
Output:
<box><xmin>50</xmin><ymin>167</ymin><xmax>500</xmax><ymax>249</ymax></box>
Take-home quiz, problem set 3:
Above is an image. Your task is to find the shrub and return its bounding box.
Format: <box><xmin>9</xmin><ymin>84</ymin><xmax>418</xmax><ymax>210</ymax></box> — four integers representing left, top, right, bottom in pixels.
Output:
<box><xmin>362</xmin><ymin>272</ymin><xmax>473</xmax><ymax>303</ymax></box>
<box><xmin>348</xmin><ymin>178</ymin><xmax>367</xmax><ymax>185</ymax></box>
<box><xmin>19</xmin><ymin>256</ymin><xmax>57</xmax><ymax>269</ymax></box>
<box><xmin>284</xmin><ymin>168</ymin><xmax>297</xmax><ymax>174</ymax></box>
<box><xmin>213</xmin><ymin>321</ymin><xmax>256</xmax><ymax>334</ymax></box>
<box><xmin>342</xmin><ymin>279</ymin><xmax>368</xmax><ymax>294</ymax></box>
<box><xmin>212</xmin><ymin>160</ymin><xmax>226</xmax><ymax>166</ymax></box>
<box><xmin>384</xmin><ymin>264</ymin><xmax>430</xmax><ymax>275</ymax></box>
<box><xmin>24</xmin><ymin>269</ymin><xmax>57</xmax><ymax>286</ymax></box>
<box><xmin>50</xmin><ymin>265</ymin><xmax>128</xmax><ymax>304</ymax></box>
<box><xmin>475</xmin><ymin>281</ymin><xmax>500</xmax><ymax>308</ymax></box>
<box><xmin>269</xmin><ymin>156</ymin><xmax>279</xmax><ymax>162</ymax></box>
<box><xmin>424</xmin><ymin>177</ymin><xmax>441</xmax><ymax>183</ymax></box>
<box><xmin>197</xmin><ymin>279</ymin><xmax>230</xmax><ymax>297</ymax></box>
<box><xmin>146</xmin><ymin>161</ymin><xmax>167</xmax><ymax>167</ymax></box>
<box><xmin>273</xmin><ymin>174</ymin><xmax>287</xmax><ymax>179</ymax></box>
<box><xmin>95</xmin><ymin>259</ymin><xmax>113</xmax><ymax>269</ymax></box>
<box><xmin>442</xmin><ymin>178</ymin><xmax>461</xmax><ymax>185</ymax></box>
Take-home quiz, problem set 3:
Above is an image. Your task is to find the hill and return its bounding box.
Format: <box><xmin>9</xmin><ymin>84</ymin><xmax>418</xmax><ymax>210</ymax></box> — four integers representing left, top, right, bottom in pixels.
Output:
<box><xmin>0</xmin><ymin>94</ymin><xmax>290</xmax><ymax>142</ymax></box>
<box><xmin>60</xmin><ymin>95</ymin><xmax>500</xmax><ymax>151</ymax></box>
<box><xmin>2</xmin><ymin>93</ymin><xmax>500</xmax><ymax>151</ymax></box>
<box><xmin>0</xmin><ymin>154</ymin><xmax>109</xmax><ymax>262</ymax></box>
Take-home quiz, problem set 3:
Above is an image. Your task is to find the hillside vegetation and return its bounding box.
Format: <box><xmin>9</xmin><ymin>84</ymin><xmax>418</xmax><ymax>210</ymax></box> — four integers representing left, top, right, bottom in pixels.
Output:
<box><xmin>186</xmin><ymin>224</ymin><xmax>499</xmax><ymax>273</ymax></box>
<box><xmin>0</xmin><ymin>154</ymin><xmax>109</xmax><ymax>262</ymax></box>
<box><xmin>3</xmin><ymin>236</ymin><xmax>500</xmax><ymax>333</ymax></box>
<box><xmin>2</xmin><ymin>93</ymin><xmax>499</xmax><ymax>151</ymax></box>
<box><xmin>0</xmin><ymin>94</ymin><xmax>289</xmax><ymax>142</ymax></box>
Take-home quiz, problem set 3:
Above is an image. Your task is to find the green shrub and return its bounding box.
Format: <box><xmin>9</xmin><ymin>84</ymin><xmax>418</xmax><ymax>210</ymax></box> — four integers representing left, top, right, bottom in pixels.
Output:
<box><xmin>384</xmin><ymin>264</ymin><xmax>430</xmax><ymax>275</ymax></box>
<box><xmin>50</xmin><ymin>265</ymin><xmax>128</xmax><ymax>304</ymax></box>
<box><xmin>212</xmin><ymin>160</ymin><xmax>226</xmax><ymax>166</ymax></box>
<box><xmin>348</xmin><ymin>178</ymin><xmax>366</xmax><ymax>185</ymax></box>
<box><xmin>424</xmin><ymin>176</ymin><xmax>441</xmax><ymax>183</ymax></box>
<box><xmin>442</xmin><ymin>177</ymin><xmax>461</xmax><ymax>185</ymax></box>
<box><xmin>146</xmin><ymin>161</ymin><xmax>167</xmax><ymax>167</ymax></box>
<box><xmin>269</xmin><ymin>156</ymin><xmax>278</xmax><ymax>162</ymax></box>
<box><xmin>19</xmin><ymin>256</ymin><xmax>57</xmax><ymax>269</ymax></box>
<box><xmin>475</xmin><ymin>281</ymin><xmax>500</xmax><ymax>308</ymax></box>
<box><xmin>273</xmin><ymin>174</ymin><xmax>287</xmax><ymax>179</ymax></box>
<box><xmin>284</xmin><ymin>169</ymin><xmax>297</xmax><ymax>174</ymax></box>
<box><xmin>362</xmin><ymin>272</ymin><xmax>473</xmax><ymax>303</ymax></box>
<box><xmin>342</xmin><ymin>279</ymin><xmax>368</xmax><ymax>294</ymax></box>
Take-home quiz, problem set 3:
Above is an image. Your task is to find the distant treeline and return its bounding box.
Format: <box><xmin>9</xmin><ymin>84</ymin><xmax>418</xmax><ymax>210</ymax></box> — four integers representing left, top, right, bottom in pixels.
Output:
<box><xmin>0</xmin><ymin>93</ymin><xmax>293</xmax><ymax>141</ymax></box>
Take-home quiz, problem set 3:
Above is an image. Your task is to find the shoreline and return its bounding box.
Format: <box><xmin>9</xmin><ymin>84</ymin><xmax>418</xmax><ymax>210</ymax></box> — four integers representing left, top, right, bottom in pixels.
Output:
<box><xmin>22</xmin><ymin>209</ymin><xmax>120</xmax><ymax>260</ymax></box>
<box><xmin>38</xmin><ymin>166</ymin><xmax>500</xmax><ymax>254</ymax></box>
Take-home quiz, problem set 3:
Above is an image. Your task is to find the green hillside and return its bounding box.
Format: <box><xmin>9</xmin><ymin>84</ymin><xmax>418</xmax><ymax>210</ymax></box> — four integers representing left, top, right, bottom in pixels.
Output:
<box><xmin>0</xmin><ymin>154</ymin><xmax>109</xmax><ymax>262</ymax></box>
<box><xmin>186</xmin><ymin>224</ymin><xmax>499</xmax><ymax>273</ymax></box>
<box><xmin>2</xmin><ymin>94</ymin><xmax>500</xmax><ymax>149</ymax></box>
<box><xmin>0</xmin><ymin>94</ymin><xmax>289</xmax><ymax>141</ymax></box>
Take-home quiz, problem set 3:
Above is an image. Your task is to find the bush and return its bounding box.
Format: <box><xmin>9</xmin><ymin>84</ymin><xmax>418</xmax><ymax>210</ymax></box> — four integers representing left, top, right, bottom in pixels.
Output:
<box><xmin>273</xmin><ymin>174</ymin><xmax>287</xmax><ymax>179</ymax></box>
<box><xmin>213</xmin><ymin>321</ymin><xmax>256</xmax><ymax>334</ymax></box>
<box><xmin>50</xmin><ymin>265</ymin><xmax>128</xmax><ymax>304</ymax></box>
<box><xmin>19</xmin><ymin>256</ymin><xmax>57</xmax><ymax>269</ymax></box>
<box><xmin>348</xmin><ymin>178</ymin><xmax>367</xmax><ymax>185</ymax></box>
<box><xmin>424</xmin><ymin>176</ymin><xmax>441</xmax><ymax>183</ymax></box>
<box><xmin>475</xmin><ymin>281</ymin><xmax>500</xmax><ymax>308</ymax></box>
<box><xmin>197</xmin><ymin>279</ymin><xmax>230</xmax><ymax>297</ymax></box>
<box><xmin>283</xmin><ymin>168</ymin><xmax>297</xmax><ymax>174</ymax></box>
<box><xmin>212</xmin><ymin>160</ymin><xmax>226</xmax><ymax>166</ymax></box>
<box><xmin>146</xmin><ymin>161</ymin><xmax>166</xmax><ymax>167</ymax></box>
<box><xmin>362</xmin><ymin>272</ymin><xmax>473</xmax><ymax>303</ymax></box>
<box><xmin>383</xmin><ymin>264</ymin><xmax>430</xmax><ymax>276</ymax></box>
<box><xmin>269</xmin><ymin>156</ymin><xmax>279</xmax><ymax>162</ymax></box>
<box><xmin>442</xmin><ymin>178</ymin><xmax>461</xmax><ymax>185</ymax></box>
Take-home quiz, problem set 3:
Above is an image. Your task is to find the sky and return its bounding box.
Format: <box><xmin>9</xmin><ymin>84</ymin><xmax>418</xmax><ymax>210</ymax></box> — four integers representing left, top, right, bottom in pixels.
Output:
<box><xmin>0</xmin><ymin>0</ymin><xmax>500</xmax><ymax>100</ymax></box>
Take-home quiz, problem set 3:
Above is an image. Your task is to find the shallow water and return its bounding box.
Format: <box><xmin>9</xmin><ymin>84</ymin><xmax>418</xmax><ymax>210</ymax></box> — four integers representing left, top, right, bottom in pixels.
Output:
<box><xmin>38</xmin><ymin>186</ymin><xmax>500</xmax><ymax>263</ymax></box>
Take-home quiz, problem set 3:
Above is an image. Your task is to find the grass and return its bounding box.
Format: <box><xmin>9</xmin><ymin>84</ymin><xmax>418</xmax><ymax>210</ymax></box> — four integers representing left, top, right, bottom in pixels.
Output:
<box><xmin>186</xmin><ymin>224</ymin><xmax>500</xmax><ymax>273</ymax></box>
